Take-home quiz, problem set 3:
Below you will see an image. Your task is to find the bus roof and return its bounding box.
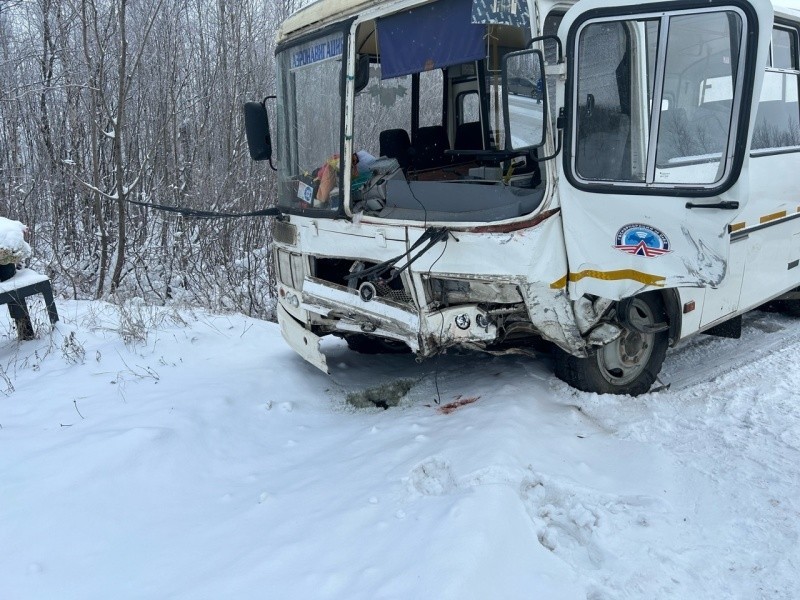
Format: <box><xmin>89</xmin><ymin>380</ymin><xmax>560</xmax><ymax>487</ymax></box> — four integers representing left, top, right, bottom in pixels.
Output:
<box><xmin>277</xmin><ymin>0</ymin><xmax>799</xmax><ymax>46</ymax></box>
<box><xmin>775</xmin><ymin>3</ymin><xmax>800</xmax><ymax>19</ymax></box>
<box><xmin>278</xmin><ymin>0</ymin><xmax>384</xmax><ymax>44</ymax></box>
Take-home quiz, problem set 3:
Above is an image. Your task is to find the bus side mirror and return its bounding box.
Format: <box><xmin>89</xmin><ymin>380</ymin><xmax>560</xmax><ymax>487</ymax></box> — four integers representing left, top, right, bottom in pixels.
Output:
<box><xmin>244</xmin><ymin>99</ymin><xmax>274</xmax><ymax>165</ymax></box>
<box><xmin>502</xmin><ymin>49</ymin><xmax>547</xmax><ymax>151</ymax></box>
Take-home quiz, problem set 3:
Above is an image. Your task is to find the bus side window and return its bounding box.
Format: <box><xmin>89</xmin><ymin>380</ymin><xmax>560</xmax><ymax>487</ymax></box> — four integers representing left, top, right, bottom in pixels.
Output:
<box><xmin>457</xmin><ymin>91</ymin><xmax>480</xmax><ymax>124</ymax></box>
<box><xmin>752</xmin><ymin>25</ymin><xmax>800</xmax><ymax>153</ymax></box>
<box><xmin>772</xmin><ymin>26</ymin><xmax>797</xmax><ymax>69</ymax></box>
<box><xmin>418</xmin><ymin>69</ymin><xmax>444</xmax><ymax>128</ymax></box>
<box><xmin>574</xmin><ymin>20</ymin><xmax>637</xmax><ymax>182</ymax></box>
<box><xmin>454</xmin><ymin>92</ymin><xmax>482</xmax><ymax>149</ymax></box>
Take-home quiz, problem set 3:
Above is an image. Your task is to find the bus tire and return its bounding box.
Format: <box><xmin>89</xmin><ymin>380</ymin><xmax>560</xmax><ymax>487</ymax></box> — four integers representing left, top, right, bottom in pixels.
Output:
<box><xmin>553</xmin><ymin>293</ymin><xmax>669</xmax><ymax>396</ymax></box>
<box><xmin>770</xmin><ymin>288</ymin><xmax>800</xmax><ymax>317</ymax></box>
<box><xmin>772</xmin><ymin>300</ymin><xmax>800</xmax><ymax>317</ymax></box>
<box><xmin>345</xmin><ymin>334</ymin><xmax>410</xmax><ymax>354</ymax></box>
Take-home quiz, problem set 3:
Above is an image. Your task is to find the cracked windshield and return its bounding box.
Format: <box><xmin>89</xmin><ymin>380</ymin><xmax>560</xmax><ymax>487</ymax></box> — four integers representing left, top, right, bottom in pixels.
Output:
<box><xmin>276</xmin><ymin>32</ymin><xmax>344</xmax><ymax>211</ymax></box>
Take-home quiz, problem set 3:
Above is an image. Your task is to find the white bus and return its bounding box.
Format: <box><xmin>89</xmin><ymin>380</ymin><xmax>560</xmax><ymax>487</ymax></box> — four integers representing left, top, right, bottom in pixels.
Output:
<box><xmin>245</xmin><ymin>0</ymin><xmax>800</xmax><ymax>395</ymax></box>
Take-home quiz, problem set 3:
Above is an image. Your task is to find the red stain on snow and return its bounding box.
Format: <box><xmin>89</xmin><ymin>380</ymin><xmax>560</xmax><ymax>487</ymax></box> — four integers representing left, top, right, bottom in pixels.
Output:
<box><xmin>437</xmin><ymin>395</ymin><xmax>480</xmax><ymax>415</ymax></box>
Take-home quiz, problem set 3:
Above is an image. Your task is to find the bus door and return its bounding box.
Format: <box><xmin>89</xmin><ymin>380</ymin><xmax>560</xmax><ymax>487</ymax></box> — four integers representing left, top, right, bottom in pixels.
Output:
<box><xmin>556</xmin><ymin>0</ymin><xmax>772</xmax><ymax>307</ymax></box>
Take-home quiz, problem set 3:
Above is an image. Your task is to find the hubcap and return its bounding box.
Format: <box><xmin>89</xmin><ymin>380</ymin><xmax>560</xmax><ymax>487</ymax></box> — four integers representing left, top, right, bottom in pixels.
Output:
<box><xmin>597</xmin><ymin>299</ymin><xmax>657</xmax><ymax>386</ymax></box>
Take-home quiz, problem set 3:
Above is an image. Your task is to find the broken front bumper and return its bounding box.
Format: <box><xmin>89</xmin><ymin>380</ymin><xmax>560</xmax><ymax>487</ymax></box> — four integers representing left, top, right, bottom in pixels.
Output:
<box><xmin>276</xmin><ymin>277</ymin><xmax>499</xmax><ymax>373</ymax></box>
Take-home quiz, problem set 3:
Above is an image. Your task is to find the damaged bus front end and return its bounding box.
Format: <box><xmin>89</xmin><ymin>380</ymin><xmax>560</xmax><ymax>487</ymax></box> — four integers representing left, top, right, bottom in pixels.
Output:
<box><xmin>247</xmin><ymin>0</ymin><xmax>786</xmax><ymax>396</ymax></box>
<box><xmin>272</xmin><ymin>212</ymin><xmax>590</xmax><ymax>374</ymax></box>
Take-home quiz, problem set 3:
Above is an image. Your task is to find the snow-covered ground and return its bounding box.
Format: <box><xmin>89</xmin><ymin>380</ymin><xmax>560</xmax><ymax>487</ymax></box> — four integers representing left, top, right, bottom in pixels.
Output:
<box><xmin>1</xmin><ymin>295</ymin><xmax>798</xmax><ymax>599</ymax></box>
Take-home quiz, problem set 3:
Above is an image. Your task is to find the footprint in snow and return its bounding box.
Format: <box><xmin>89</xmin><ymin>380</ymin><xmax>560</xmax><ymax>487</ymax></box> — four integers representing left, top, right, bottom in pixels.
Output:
<box><xmin>409</xmin><ymin>458</ymin><xmax>457</xmax><ymax>496</ymax></box>
<box><xmin>520</xmin><ymin>476</ymin><xmax>606</xmax><ymax>569</ymax></box>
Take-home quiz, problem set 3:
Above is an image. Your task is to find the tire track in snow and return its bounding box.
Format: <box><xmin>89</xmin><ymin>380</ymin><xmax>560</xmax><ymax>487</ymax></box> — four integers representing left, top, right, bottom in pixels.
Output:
<box><xmin>658</xmin><ymin>311</ymin><xmax>800</xmax><ymax>392</ymax></box>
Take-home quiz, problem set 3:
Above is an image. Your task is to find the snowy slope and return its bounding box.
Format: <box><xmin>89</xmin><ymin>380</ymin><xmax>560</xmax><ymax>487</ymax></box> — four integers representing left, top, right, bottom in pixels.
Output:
<box><xmin>0</xmin><ymin>299</ymin><xmax>798</xmax><ymax>599</ymax></box>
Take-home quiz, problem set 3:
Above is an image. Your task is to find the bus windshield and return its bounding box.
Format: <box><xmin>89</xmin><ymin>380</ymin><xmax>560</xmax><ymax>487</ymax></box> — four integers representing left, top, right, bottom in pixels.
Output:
<box><xmin>275</xmin><ymin>32</ymin><xmax>345</xmax><ymax>214</ymax></box>
<box><xmin>345</xmin><ymin>0</ymin><xmax>547</xmax><ymax>224</ymax></box>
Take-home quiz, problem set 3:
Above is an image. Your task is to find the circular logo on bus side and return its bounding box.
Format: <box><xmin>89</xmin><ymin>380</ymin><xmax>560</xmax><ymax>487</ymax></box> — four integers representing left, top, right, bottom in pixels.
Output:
<box><xmin>614</xmin><ymin>224</ymin><xmax>671</xmax><ymax>258</ymax></box>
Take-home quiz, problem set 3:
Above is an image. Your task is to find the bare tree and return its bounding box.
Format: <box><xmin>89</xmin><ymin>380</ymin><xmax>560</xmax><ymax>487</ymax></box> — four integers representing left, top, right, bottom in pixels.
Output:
<box><xmin>0</xmin><ymin>0</ymin><xmax>285</xmax><ymax>317</ymax></box>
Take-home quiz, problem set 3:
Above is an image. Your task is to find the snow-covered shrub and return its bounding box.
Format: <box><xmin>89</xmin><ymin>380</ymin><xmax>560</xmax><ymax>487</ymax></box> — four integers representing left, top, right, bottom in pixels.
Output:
<box><xmin>0</xmin><ymin>217</ymin><xmax>31</xmax><ymax>266</ymax></box>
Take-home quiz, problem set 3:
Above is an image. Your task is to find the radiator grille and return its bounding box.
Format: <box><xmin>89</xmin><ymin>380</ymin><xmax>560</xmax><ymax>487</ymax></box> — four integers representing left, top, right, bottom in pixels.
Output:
<box><xmin>374</xmin><ymin>280</ymin><xmax>413</xmax><ymax>304</ymax></box>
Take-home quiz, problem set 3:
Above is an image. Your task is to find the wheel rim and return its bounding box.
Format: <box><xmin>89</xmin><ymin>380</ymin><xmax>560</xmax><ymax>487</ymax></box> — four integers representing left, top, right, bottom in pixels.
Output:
<box><xmin>596</xmin><ymin>299</ymin><xmax>657</xmax><ymax>386</ymax></box>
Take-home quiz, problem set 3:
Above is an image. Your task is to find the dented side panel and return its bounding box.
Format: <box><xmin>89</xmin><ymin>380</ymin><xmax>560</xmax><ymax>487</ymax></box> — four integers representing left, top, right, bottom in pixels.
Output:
<box><xmin>560</xmin><ymin>193</ymin><xmax>742</xmax><ymax>301</ymax></box>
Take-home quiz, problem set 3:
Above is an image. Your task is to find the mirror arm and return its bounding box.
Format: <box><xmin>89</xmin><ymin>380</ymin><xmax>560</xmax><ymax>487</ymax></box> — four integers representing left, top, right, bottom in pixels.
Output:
<box><xmin>531</xmin><ymin>107</ymin><xmax>564</xmax><ymax>162</ymax></box>
<box><xmin>528</xmin><ymin>35</ymin><xmax>563</xmax><ymax>63</ymax></box>
<box><xmin>533</xmin><ymin>129</ymin><xmax>562</xmax><ymax>162</ymax></box>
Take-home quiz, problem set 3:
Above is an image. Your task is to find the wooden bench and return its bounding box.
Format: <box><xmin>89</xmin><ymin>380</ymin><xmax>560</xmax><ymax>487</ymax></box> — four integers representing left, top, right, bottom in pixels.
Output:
<box><xmin>0</xmin><ymin>268</ymin><xmax>59</xmax><ymax>340</ymax></box>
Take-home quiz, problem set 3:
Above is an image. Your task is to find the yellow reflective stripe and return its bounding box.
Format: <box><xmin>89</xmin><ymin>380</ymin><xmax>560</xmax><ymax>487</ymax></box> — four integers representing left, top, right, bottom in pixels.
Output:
<box><xmin>730</xmin><ymin>222</ymin><xmax>746</xmax><ymax>232</ymax></box>
<box><xmin>550</xmin><ymin>275</ymin><xmax>568</xmax><ymax>289</ymax></box>
<box><xmin>730</xmin><ymin>207</ymin><xmax>799</xmax><ymax>232</ymax></box>
<box><xmin>760</xmin><ymin>210</ymin><xmax>787</xmax><ymax>224</ymax></box>
<box><xmin>568</xmin><ymin>269</ymin><xmax>666</xmax><ymax>286</ymax></box>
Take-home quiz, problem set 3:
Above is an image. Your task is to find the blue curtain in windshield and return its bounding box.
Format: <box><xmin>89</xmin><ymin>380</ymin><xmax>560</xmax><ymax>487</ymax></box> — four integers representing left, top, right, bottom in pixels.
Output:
<box><xmin>377</xmin><ymin>0</ymin><xmax>486</xmax><ymax>80</ymax></box>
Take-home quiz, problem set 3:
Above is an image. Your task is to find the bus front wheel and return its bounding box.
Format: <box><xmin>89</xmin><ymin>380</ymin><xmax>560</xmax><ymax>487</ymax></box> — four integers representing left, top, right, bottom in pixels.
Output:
<box><xmin>553</xmin><ymin>293</ymin><xmax>669</xmax><ymax>396</ymax></box>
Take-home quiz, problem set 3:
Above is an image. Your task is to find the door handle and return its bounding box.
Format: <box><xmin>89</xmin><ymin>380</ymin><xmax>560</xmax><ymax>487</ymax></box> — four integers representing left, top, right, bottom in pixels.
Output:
<box><xmin>585</xmin><ymin>93</ymin><xmax>595</xmax><ymax>116</ymax></box>
<box><xmin>685</xmin><ymin>201</ymin><xmax>739</xmax><ymax>210</ymax></box>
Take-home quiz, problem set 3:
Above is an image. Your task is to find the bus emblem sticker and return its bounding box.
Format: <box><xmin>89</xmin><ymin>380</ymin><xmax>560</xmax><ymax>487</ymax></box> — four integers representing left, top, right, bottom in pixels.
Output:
<box><xmin>614</xmin><ymin>224</ymin><xmax>671</xmax><ymax>258</ymax></box>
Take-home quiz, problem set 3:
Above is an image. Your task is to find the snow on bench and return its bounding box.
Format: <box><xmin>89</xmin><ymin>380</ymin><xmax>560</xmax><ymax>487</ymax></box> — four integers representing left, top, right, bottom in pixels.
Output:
<box><xmin>0</xmin><ymin>268</ymin><xmax>59</xmax><ymax>340</ymax></box>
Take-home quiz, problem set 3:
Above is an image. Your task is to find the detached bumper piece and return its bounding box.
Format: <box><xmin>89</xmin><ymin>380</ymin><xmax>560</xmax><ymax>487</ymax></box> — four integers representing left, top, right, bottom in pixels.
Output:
<box><xmin>277</xmin><ymin>304</ymin><xmax>329</xmax><ymax>373</ymax></box>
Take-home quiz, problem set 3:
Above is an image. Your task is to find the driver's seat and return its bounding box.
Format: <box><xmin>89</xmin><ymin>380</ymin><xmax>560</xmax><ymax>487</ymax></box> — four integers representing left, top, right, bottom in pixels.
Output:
<box><xmin>379</xmin><ymin>129</ymin><xmax>412</xmax><ymax>171</ymax></box>
<box><xmin>412</xmin><ymin>126</ymin><xmax>451</xmax><ymax>171</ymax></box>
